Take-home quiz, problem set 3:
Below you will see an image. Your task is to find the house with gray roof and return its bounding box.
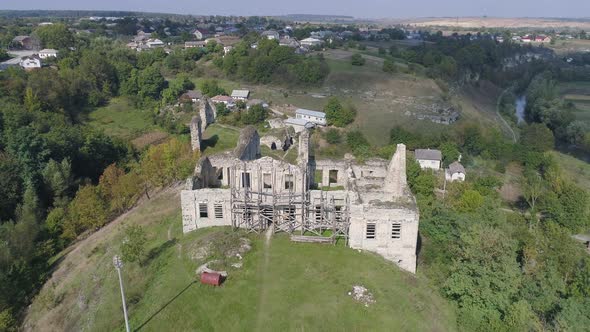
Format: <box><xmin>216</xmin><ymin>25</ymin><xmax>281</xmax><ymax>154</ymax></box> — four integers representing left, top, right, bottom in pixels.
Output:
<box><xmin>414</xmin><ymin>149</ymin><xmax>442</xmax><ymax>170</ymax></box>
<box><xmin>445</xmin><ymin>161</ymin><xmax>466</xmax><ymax>182</ymax></box>
<box><xmin>295</xmin><ymin>108</ymin><xmax>326</xmax><ymax>126</ymax></box>
<box><xmin>231</xmin><ymin>89</ymin><xmax>250</xmax><ymax>101</ymax></box>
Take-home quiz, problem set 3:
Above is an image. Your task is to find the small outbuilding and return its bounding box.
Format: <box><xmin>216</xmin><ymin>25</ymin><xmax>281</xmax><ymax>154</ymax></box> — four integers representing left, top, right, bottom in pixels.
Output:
<box><xmin>445</xmin><ymin>161</ymin><xmax>466</xmax><ymax>182</ymax></box>
<box><xmin>414</xmin><ymin>149</ymin><xmax>442</xmax><ymax>170</ymax></box>
<box><xmin>231</xmin><ymin>89</ymin><xmax>250</xmax><ymax>101</ymax></box>
<box><xmin>295</xmin><ymin>109</ymin><xmax>326</xmax><ymax>126</ymax></box>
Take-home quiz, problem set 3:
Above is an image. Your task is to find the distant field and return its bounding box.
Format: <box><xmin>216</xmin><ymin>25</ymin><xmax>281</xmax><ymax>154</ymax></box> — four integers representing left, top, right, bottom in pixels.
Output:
<box><xmin>192</xmin><ymin>55</ymin><xmax>506</xmax><ymax>146</ymax></box>
<box><xmin>558</xmin><ymin>81</ymin><xmax>590</xmax><ymax>121</ymax></box>
<box><xmin>548</xmin><ymin>39</ymin><xmax>590</xmax><ymax>54</ymax></box>
<box><xmin>24</xmin><ymin>187</ymin><xmax>457</xmax><ymax>332</ymax></box>
<box><xmin>390</xmin><ymin>17</ymin><xmax>590</xmax><ymax>29</ymax></box>
<box><xmin>88</xmin><ymin>97</ymin><xmax>161</xmax><ymax>141</ymax></box>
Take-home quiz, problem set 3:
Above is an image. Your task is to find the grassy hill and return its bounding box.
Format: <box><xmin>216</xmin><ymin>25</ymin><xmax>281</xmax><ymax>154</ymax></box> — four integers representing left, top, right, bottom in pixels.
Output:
<box><xmin>24</xmin><ymin>186</ymin><xmax>457</xmax><ymax>332</ymax></box>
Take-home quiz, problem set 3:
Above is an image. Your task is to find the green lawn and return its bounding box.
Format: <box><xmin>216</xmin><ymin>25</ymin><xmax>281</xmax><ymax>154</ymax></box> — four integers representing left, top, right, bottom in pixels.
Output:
<box><xmin>201</xmin><ymin>123</ymin><xmax>240</xmax><ymax>156</ymax></box>
<box><xmin>25</xmin><ymin>188</ymin><xmax>457</xmax><ymax>332</ymax></box>
<box><xmin>88</xmin><ymin>97</ymin><xmax>158</xmax><ymax>140</ymax></box>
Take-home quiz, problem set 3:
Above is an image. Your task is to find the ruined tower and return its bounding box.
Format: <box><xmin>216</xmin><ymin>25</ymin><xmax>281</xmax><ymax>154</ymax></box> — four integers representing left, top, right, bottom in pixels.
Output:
<box><xmin>234</xmin><ymin>126</ymin><xmax>261</xmax><ymax>161</ymax></box>
<box><xmin>190</xmin><ymin>116</ymin><xmax>202</xmax><ymax>152</ymax></box>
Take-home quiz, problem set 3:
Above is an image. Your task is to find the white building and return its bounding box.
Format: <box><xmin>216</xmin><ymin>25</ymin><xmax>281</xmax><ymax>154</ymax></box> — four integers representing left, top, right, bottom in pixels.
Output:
<box><xmin>414</xmin><ymin>149</ymin><xmax>442</xmax><ymax>170</ymax></box>
<box><xmin>193</xmin><ymin>29</ymin><xmax>204</xmax><ymax>40</ymax></box>
<box><xmin>38</xmin><ymin>49</ymin><xmax>58</xmax><ymax>59</ymax></box>
<box><xmin>445</xmin><ymin>161</ymin><xmax>466</xmax><ymax>182</ymax></box>
<box><xmin>296</xmin><ymin>109</ymin><xmax>326</xmax><ymax>126</ymax></box>
<box><xmin>261</xmin><ymin>30</ymin><xmax>280</xmax><ymax>40</ymax></box>
<box><xmin>285</xmin><ymin>117</ymin><xmax>314</xmax><ymax>133</ymax></box>
<box><xmin>146</xmin><ymin>39</ymin><xmax>165</xmax><ymax>48</ymax></box>
<box><xmin>300</xmin><ymin>37</ymin><xmax>323</xmax><ymax>47</ymax></box>
<box><xmin>231</xmin><ymin>89</ymin><xmax>250</xmax><ymax>101</ymax></box>
<box><xmin>19</xmin><ymin>57</ymin><xmax>41</xmax><ymax>70</ymax></box>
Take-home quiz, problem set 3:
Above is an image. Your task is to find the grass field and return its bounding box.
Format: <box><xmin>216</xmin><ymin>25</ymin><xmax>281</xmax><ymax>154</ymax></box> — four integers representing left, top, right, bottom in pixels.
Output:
<box><xmin>87</xmin><ymin>97</ymin><xmax>160</xmax><ymax>140</ymax></box>
<box><xmin>558</xmin><ymin>81</ymin><xmax>590</xmax><ymax>122</ymax></box>
<box><xmin>24</xmin><ymin>187</ymin><xmax>457</xmax><ymax>332</ymax></box>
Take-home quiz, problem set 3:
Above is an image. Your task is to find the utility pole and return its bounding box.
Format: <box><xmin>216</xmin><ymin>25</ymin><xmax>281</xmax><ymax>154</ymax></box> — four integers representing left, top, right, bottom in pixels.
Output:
<box><xmin>113</xmin><ymin>255</ymin><xmax>130</xmax><ymax>332</ymax></box>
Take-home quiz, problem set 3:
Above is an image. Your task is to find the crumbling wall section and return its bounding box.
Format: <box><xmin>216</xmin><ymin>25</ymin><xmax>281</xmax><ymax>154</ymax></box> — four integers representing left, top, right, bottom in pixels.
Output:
<box><xmin>234</xmin><ymin>126</ymin><xmax>260</xmax><ymax>161</ymax></box>
<box><xmin>190</xmin><ymin>116</ymin><xmax>202</xmax><ymax>152</ymax></box>
<box><xmin>200</xmin><ymin>98</ymin><xmax>216</xmax><ymax>128</ymax></box>
<box><xmin>383</xmin><ymin>144</ymin><xmax>408</xmax><ymax>197</ymax></box>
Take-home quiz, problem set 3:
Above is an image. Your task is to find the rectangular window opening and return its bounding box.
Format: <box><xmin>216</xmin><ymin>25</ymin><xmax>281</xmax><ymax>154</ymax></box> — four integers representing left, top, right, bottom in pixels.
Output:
<box><xmin>284</xmin><ymin>174</ymin><xmax>294</xmax><ymax>190</ymax></box>
<box><xmin>391</xmin><ymin>222</ymin><xmax>401</xmax><ymax>239</ymax></box>
<box><xmin>329</xmin><ymin>170</ymin><xmax>338</xmax><ymax>184</ymax></box>
<box><xmin>214</xmin><ymin>203</ymin><xmax>223</xmax><ymax>219</ymax></box>
<box><xmin>199</xmin><ymin>203</ymin><xmax>208</xmax><ymax>218</ymax></box>
<box><xmin>242</xmin><ymin>172</ymin><xmax>251</xmax><ymax>188</ymax></box>
<box><xmin>263</xmin><ymin>173</ymin><xmax>272</xmax><ymax>189</ymax></box>
<box><xmin>366</xmin><ymin>223</ymin><xmax>376</xmax><ymax>239</ymax></box>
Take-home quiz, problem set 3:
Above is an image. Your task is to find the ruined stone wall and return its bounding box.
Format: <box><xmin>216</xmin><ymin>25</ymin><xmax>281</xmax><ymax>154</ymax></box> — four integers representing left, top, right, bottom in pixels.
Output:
<box><xmin>190</xmin><ymin>116</ymin><xmax>202</xmax><ymax>152</ymax></box>
<box><xmin>199</xmin><ymin>99</ymin><xmax>216</xmax><ymax>128</ymax></box>
<box><xmin>348</xmin><ymin>203</ymin><xmax>419</xmax><ymax>273</ymax></box>
<box><xmin>193</xmin><ymin>157</ymin><xmax>219</xmax><ymax>189</ymax></box>
<box><xmin>234</xmin><ymin>126</ymin><xmax>261</xmax><ymax>161</ymax></box>
<box><xmin>181</xmin><ymin>189</ymin><xmax>232</xmax><ymax>233</ymax></box>
<box><xmin>383</xmin><ymin>144</ymin><xmax>408</xmax><ymax>197</ymax></box>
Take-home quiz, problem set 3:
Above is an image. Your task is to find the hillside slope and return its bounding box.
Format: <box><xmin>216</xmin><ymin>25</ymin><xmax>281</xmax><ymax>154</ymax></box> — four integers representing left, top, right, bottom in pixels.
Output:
<box><xmin>23</xmin><ymin>186</ymin><xmax>457</xmax><ymax>331</ymax></box>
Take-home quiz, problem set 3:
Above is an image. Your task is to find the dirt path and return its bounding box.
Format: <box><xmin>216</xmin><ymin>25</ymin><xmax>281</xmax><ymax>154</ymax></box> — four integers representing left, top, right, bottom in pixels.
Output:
<box><xmin>496</xmin><ymin>86</ymin><xmax>517</xmax><ymax>143</ymax></box>
<box><xmin>254</xmin><ymin>226</ymin><xmax>274</xmax><ymax>330</ymax></box>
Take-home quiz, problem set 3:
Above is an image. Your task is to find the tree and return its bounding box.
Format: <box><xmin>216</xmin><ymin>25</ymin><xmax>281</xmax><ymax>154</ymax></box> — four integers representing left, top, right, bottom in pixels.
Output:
<box><xmin>440</xmin><ymin>142</ymin><xmax>460</xmax><ymax>165</ymax></box>
<box><xmin>99</xmin><ymin>164</ymin><xmax>141</xmax><ymax>214</ymax></box>
<box><xmin>121</xmin><ymin>225</ymin><xmax>147</xmax><ymax>263</ymax></box>
<box><xmin>63</xmin><ymin>185</ymin><xmax>108</xmax><ymax>239</ymax></box>
<box><xmin>456</xmin><ymin>190</ymin><xmax>484</xmax><ymax>212</ymax></box>
<box><xmin>351</xmin><ymin>53</ymin><xmax>365</xmax><ymax>66</ymax></box>
<box><xmin>34</xmin><ymin>23</ymin><xmax>74</xmax><ymax>49</ymax></box>
<box><xmin>383</xmin><ymin>58</ymin><xmax>396</xmax><ymax>73</ymax></box>
<box><xmin>42</xmin><ymin>158</ymin><xmax>73</xmax><ymax>208</ymax></box>
<box><xmin>137</xmin><ymin>66</ymin><xmax>166</xmax><ymax>99</ymax></box>
<box><xmin>325</xmin><ymin>128</ymin><xmax>341</xmax><ymax>144</ymax></box>
<box><xmin>199</xmin><ymin>79</ymin><xmax>226</xmax><ymax>97</ymax></box>
<box><xmin>521</xmin><ymin>123</ymin><xmax>555</xmax><ymax>152</ymax></box>
<box><xmin>242</xmin><ymin>104</ymin><xmax>268</xmax><ymax>125</ymax></box>
<box><xmin>324</xmin><ymin>97</ymin><xmax>356</xmax><ymax>127</ymax></box>
<box><xmin>215</xmin><ymin>102</ymin><xmax>230</xmax><ymax>117</ymax></box>
<box><xmin>521</xmin><ymin>171</ymin><xmax>544</xmax><ymax>223</ymax></box>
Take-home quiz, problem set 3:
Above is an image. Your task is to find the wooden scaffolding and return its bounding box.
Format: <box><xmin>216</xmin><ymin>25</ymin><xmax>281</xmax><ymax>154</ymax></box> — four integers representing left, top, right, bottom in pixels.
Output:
<box><xmin>229</xmin><ymin>162</ymin><xmax>350</xmax><ymax>243</ymax></box>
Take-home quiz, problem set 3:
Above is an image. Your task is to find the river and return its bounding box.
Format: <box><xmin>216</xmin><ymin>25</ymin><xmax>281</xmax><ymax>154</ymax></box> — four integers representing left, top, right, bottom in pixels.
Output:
<box><xmin>515</xmin><ymin>96</ymin><xmax>526</xmax><ymax>124</ymax></box>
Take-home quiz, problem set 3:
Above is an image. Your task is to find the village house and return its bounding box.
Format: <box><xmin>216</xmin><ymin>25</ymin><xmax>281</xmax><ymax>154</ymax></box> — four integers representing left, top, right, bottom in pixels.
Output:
<box><xmin>300</xmin><ymin>37</ymin><xmax>323</xmax><ymax>47</ymax></box>
<box><xmin>192</xmin><ymin>29</ymin><xmax>205</xmax><ymax>40</ymax></box>
<box><xmin>285</xmin><ymin>117</ymin><xmax>314</xmax><ymax>132</ymax></box>
<box><xmin>38</xmin><ymin>49</ymin><xmax>58</xmax><ymax>59</ymax></box>
<box><xmin>146</xmin><ymin>39</ymin><xmax>165</xmax><ymax>48</ymax></box>
<box><xmin>231</xmin><ymin>89</ymin><xmax>250</xmax><ymax>101</ymax></box>
<box><xmin>261</xmin><ymin>30</ymin><xmax>280</xmax><ymax>40</ymax></box>
<box><xmin>295</xmin><ymin>108</ymin><xmax>326</xmax><ymax>126</ymax></box>
<box><xmin>414</xmin><ymin>149</ymin><xmax>442</xmax><ymax>170</ymax></box>
<box><xmin>20</xmin><ymin>56</ymin><xmax>42</xmax><ymax>70</ymax></box>
<box><xmin>185</xmin><ymin>41</ymin><xmax>206</xmax><ymax>48</ymax></box>
<box><xmin>223</xmin><ymin>46</ymin><xmax>233</xmax><ymax>55</ymax></box>
<box><xmin>211</xmin><ymin>95</ymin><xmax>234</xmax><ymax>106</ymax></box>
<box><xmin>279</xmin><ymin>37</ymin><xmax>300</xmax><ymax>48</ymax></box>
<box><xmin>445</xmin><ymin>161</ymin><xmax>466</xmax><ymax>182</ymax></box>
<box><xmin>180</xmin><ymin>90</ymin><xmax>203</xmax><ymax>103</ymax></box>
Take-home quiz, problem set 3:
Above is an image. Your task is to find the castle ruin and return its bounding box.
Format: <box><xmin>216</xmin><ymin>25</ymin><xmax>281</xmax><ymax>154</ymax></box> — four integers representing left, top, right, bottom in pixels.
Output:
<box><xmin>181</xmin><ymin>126</ymin><xmax>419</xmax><ymax>273</ymax></box>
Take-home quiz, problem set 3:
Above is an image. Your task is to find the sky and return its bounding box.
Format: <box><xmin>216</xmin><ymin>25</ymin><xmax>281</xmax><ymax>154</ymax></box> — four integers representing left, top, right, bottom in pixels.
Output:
<box><xmin>2</xmin><ymin>0</ymin><xmax>590</xmax><ymax>19</ymax></box>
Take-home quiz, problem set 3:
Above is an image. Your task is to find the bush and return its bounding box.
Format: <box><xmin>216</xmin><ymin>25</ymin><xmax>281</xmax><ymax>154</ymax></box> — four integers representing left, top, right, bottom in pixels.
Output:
<box><xmin>325</xmin><ymin>129</ymin><xmax>341</xmax><ymax>144</ymax></box>
<box><xmin>324</xmin><ymin>97</ymin><xmax>356</xmax><ymax>127</ymax></box>
<box><xmin>351</xmin><ymin>53</ymin><xmax>365</xmax><ymax>66</ymax></box>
